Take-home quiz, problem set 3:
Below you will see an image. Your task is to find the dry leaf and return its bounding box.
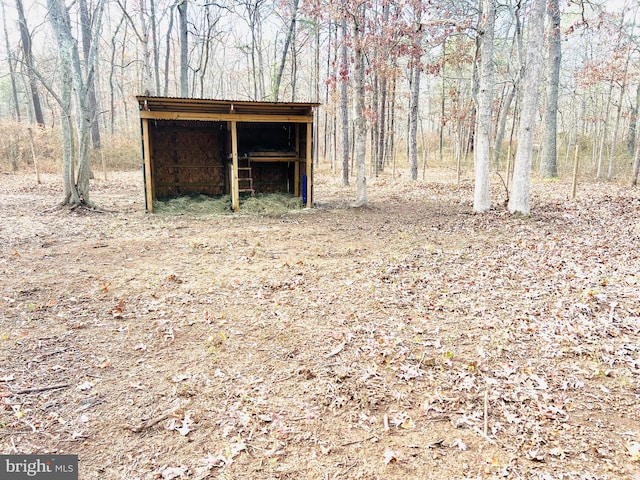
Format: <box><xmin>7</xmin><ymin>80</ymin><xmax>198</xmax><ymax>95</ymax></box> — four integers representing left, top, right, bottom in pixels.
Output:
<box><xmin>452</xmin><ymin>438</ymin><xmax>467</xmax><ymax>451</ymax></box>
<box><xmin>325</xmin><ymin>341</ymin><xmax>346</xmax><ymax>358</ymax></box>
<box><xmin>400</xmin><ymin>417</ymin><xmax>415</xmax><ymax>429</ymax></box>
<box><xmin>383</xmin><ymin>448</ymin><xmax>398</xmax><ymax>464</ymax></box>
<box><xmin>626</xmin><ymin>441</ymin><xmax>640</xmax><ymax>461</ymax></box>
<box><xmin>160</xmin><ymin>465</ymin><xmax>187</xmax><ymax>479</ymax></box>
<box><xmin>77</xmin><ymin>381</ymin><xmax>94</xmax><ymax>391</ymax></box>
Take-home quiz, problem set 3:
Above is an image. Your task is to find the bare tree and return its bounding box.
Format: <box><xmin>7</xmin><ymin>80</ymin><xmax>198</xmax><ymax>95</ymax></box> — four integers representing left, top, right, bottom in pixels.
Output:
<box><xmin>407</xmin><ymin>0</ymin><xmax>423</xmax><ymax>182</ymax></box>
<box><xmin>508</xmin><ymin>0</ymin><xmax>545</xmax><ymax>215</ymax></box>
<box><xmin>239</xmin><ymin>0</ymin><xmax>267</xmax><ymax>100</ymax></box>
<box><xmin>178</xmin><ymin>0</ymin><xmax>188</xmax><ymax>97</ymax></box>
<box><xmin>539</xmin><ymin>0</ymin><xmax>561</xmax><ymax>178</ymax></box>
<box><xmin>473</xmin><ymin>0</ymin><xmax>495</xmax><ymax>212</ymax></box>
<box><xmin>15</xmin><ymin>0</ymin><xmax>45</xmax><ymax>126</ymax></box>
<box><xmin>46</xmin><ymin>0</ymin><xmax>105</xmax><ymax>206</ymax></box>
<box><xmin>164</xmin><ymin>1</ymin><xmax>177</xmax><ymax>96</ymax></box>
<box><xmin>352</xmin><ymin>3</ymin><xmax>367</xmax><ymax>206</ymax></box>
<box><xmin>116</xmin><ymin>0</ymin><xmax>154</xmax><ymax>94</ymax></box>
<box><xmin>272</xmin><ymin>0</ymin><xmax>299</xmax><ymax>101</ymax></box>
<box><xmin>375</xmin><ymin>2</ymin><xmax>391</xmax><ymax>175</ymax></box>
<box><xmin>492</xmin><ymin>1</ymin><xmax>522</xmax><ymax>171</ymax></box>
<box><xmin>339</xmin><ymin>14</ymin><xmax>350</xmax><ymax>186</ymax></box>
<box><xmin>79</xmin><ymin>0</ymin><xmax>101</xmax><ymax>149</ymax></box>
<box><xmin>1</xmin><ymin>0</ymin><xmax>21</xmax><ymax>120</ymax></box>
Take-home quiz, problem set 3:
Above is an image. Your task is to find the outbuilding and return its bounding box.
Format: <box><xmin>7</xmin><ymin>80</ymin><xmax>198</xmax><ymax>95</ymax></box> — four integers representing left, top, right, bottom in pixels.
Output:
<box><xmin>136</xmin><ymin>96</ymin><xmax>319</xmax><ymax>212</ymax></box>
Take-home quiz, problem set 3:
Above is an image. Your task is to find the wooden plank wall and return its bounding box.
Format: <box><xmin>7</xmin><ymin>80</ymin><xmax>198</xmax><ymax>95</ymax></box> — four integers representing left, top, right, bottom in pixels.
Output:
<box><xmin>150</xmin><ymin>120</ymin><xmax>226</xmax><ymax>197</ymax></box>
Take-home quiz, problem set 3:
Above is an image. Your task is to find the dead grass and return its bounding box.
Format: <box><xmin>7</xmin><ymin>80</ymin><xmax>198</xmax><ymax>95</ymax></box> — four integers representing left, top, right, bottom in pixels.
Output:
<box><xmin>0</xmin><ymin>169</ymin><xmax>639</xmax><ymax>480</ymax></box>
<box><xmin>153</xmin><ymin>193</ymin><xmax>303</xmax><ymax>216</ymax></box>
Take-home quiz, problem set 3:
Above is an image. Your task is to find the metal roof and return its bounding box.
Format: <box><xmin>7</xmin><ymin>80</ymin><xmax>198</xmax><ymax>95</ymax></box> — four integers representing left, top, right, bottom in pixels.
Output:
<box><xmin>136</xmin><ymin>96</ymin><xmax>319</xmax><ymax>122</ymax></box>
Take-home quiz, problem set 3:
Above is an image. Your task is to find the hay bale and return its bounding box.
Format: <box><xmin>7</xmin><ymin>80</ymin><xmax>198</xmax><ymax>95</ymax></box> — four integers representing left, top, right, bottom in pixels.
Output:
<box><xmin>153</xmin><ymin>194</ymin><xmax>232</xmax><ymax>215</ymax></box>
<box><xmin>152</xmin><ymin>193</ymin><xmax>302</xmax><ymax>216</ymax></box>
<box><xmin>240</xmin><ymin>193</ymin><xmax>303</xmax><ymax>215</ymax></box>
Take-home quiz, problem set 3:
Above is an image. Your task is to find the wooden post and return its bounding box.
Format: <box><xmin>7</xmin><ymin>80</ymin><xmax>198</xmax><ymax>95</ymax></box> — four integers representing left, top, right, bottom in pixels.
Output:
<box><xmin>231</xmin><ymin>120</ymin><xmax>240</xmax><ymax>211</ymax></box>
<box><xmin>294</xmin><ymin>124</ymin><xmax>300</xmax><ymax>196</ymax></box>
<box><xmin>306</xmin><ymin>121</ymin><xmax>313</xmax><ymax>207</ymax></box>
<box><xmin>571</xmin><ymin>143</ymin><xmax>579</xmax><ymax>199</ymax></box>
<box><xmin>27</xmin><ymin>127</ymin><xmax>40</xmax><ymax>184</ymax></box>
<box><xmin>141</xmin><ymin>119</ymin><xmax>154</xmax><ymax>212</ymax></box>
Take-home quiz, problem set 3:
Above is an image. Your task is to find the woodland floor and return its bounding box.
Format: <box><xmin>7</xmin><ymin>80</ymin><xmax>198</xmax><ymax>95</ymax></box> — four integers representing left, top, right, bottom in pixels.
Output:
<box><xmin>1</xmin><ymin>167</ymin><xmax>640</xmax><ymax>480</ymax></box>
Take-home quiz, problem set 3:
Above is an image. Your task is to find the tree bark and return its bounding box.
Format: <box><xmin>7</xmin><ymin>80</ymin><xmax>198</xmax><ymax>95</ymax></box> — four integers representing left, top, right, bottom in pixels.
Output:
<box><xmin>375</xmin><ymin>2</ymin><xmax>389</xmax><ymax>176</ymax></box>
<box><xmin>508</xmin><ymin>0</ymin><xmax>545</xmax><ymax>215</ymax></box>
<box><xmin>1</xmin><ymin>0</ymin><xmax>20</xmax><ymax>120</ymax></box>
<box><xmin>178</xmin><ymin>0</ymin><xmax>189</xmax><ymax>97</ymax></box>
<box><xmin>408</xmin><ymin>62</ymin><xmax>421</xmax><ymax>181</ymax></box>
<box><xmin>150</xmin><ymin>0</ymin><xmax>161</xmax><ymax>95</ymax></box>
<box><xmin>539</xmin><ymin>0</ymin><xmax>560</xmax><ymax>178</ymax></box>
<box><xmin>353</xmin><ymin>10</ymin><xmax>367</xmax><ymax>206</ymax></box>
<box><xmin>164</xmin><ymin>2</ymin><xmax>176</xmax><ymax>96</ymax></box>
<box><xmin>339</xmin><ymin>15</ymin><xmax>349</xmax><ymax>186</ymax></box>
<box><xmin>272</xmin><ymin>0</ymin><xmax>299</xmax><ymax>101</ymax></box>
<box><xmin>473</xmin><ymin>0</ymin><xmax>495</xmax><ymax>212</ymax></box>
<box><xmin>15</xmin><ymin>0</ymin><xmax>45</xmax><ymax>126</ymax></box>
<box><xmin>79</xmin><ymin>0</ymin><xmax>101</xmax><ymax>149</ymax></box>
<box><xmin>47</xmin><ymin>0</ymin><xmax>104</xmax><ymax>207</ymax></box>
<box><xmin>633</xmin><ymin>142</ymin><xmax>640</xmax><ymax>187</ymax></box>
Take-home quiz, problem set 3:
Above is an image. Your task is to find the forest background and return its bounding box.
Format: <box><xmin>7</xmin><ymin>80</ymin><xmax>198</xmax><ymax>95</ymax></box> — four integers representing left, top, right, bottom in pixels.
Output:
<box><xmin>0</xmin><ymin>0</ymin><xmax>639</xmax><ymax>207</ymax></box>
<box><xmin>2</xmin><ymin>1</ymin><xmax>640</xmax><ymax>478</ymax></box>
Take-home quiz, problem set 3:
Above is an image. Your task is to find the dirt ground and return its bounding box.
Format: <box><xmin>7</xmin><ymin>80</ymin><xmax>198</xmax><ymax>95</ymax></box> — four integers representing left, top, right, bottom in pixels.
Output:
<box><xmin>1</xmin><ymin>168</ymin><xmax>640</xmax><ymax>480</ymax></box>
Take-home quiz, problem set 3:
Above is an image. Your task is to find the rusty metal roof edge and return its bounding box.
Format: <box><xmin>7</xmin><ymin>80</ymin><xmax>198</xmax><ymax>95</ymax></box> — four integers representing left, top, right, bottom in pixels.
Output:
<box><xmin>135</xmin><ymin>95</ymin><xmax>321</xmax><ymax>107</ymax></box>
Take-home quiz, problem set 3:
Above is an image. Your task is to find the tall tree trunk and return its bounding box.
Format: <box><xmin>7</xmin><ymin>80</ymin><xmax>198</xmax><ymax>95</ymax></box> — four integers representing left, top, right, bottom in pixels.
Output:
<box><xmin>178</xmin><ymin>0</ymin><xmax>189</xmax><ymax>97</ymax></box>
<box><xmin>608</xmin><ymin>54</ymin><xmax>630</xmax><ymax>180</ymax></box>
<box><xmin>272</xmin><ymin>0</ymin><xmax>299</xmax><ymax>101</ymax></box>
<box><xmin>539</xmin><ymin>0</ymin><xmax>561</xmax><ymax>178</ymax></box>
<box><xmin>117</xmin><ymin>0</ymin><xmax>153</xmax><ymax>94</ymax></box>
<box><xmin>79</xmin><ymin>0</ymin><xmax>101</xmax><ymax>149</ymax></box>
<box><xmin>473</xmin><ymin>0</ymin><xmax>495</xmax><ymax>212</ymax></box>
<box><xmin>150</xmin><ymin>0</ymin><xmax>161</xmax><ymax>95</ymax></box>
<box><xmin>633</xmin><ymin>141</ymin><xmax>640</xmax><ymax>186</ymax></box>
<box><xmin>340</xmin><ymin>15</ymin><xmax>349</xmax><ymax>186</ymax></box>
<box><xmin>387</xmin><ymin>72</ymin><xmax>397</xmax><ymax>173</ymax></box>
<box><xmin>15</xmin><ymin>0</ymin><xmax>45</xmax><ymax>126</ymax></box>
<box><xmin>493</xmin><ymin>84</ymin><xmax>515</xmax><ymax>169</ymax></box>
<box><xmin>164</xmin><ymin>2</ymin><xmax>176</xmax><ymax>96</ymax></box>
<box><xmin>353</xmin><ymin>12</ymin><xmax>367</xmax><ymax>206</ymax></box>
<box><xmin>408</xmin><ymin>1</ymin><xmax>423</xmax><ymax>181</ymax></box>
<box><xmin>109</xmin><ymin>18</ymin><xmax>124</xmax><ymax>134</ymax></box>
<box><xmin>47</xmin><ymin>0</ymin><xmax>104</xmax><ymax>206</ymax></box>
<box><xmin>408</xmin><ymin>62</ymin><xmax>421</xmax><ymax>181</ymax></box>
<box><xmin>493</xmin><ymin>0</ymin><xmax>522</xmax><ymax>169</ymax></box>
<box><xmin>375</xmin><ymin>2</ymin><xmax>390</xmax><ymax>175</ymax></box>
<box><xmin>1</xmin><ymin>0</ymin><xmax>21</xmax><ymax>120</ymax></box>
<box><xmin>508</xmin><ymin>0</ymin><xmax>545</xmax><ymax>215</ymax></box>
<box><xmin>629</xmin><ymin>82</ymin><xmax>640</xmax><ymax>155</ymax></box>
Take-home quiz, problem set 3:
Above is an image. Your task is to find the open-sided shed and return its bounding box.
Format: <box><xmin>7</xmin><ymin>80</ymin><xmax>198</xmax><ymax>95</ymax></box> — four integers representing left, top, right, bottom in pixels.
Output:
<box><xmin>136</xmin><ymin>96</ymin><xmax>319</xmax><ymax>212</ymax></box>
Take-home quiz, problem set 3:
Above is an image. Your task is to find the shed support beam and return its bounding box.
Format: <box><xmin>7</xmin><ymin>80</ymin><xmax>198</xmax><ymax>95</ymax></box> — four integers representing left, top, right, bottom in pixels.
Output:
<box><xmin>141</xmin><ymin>118</ymin><xmax>154</xmax><ymax>212</ymax></box>
<box><xmin>231</xmin><ymin>120</ymin><xmax>240</xmax><ymax>212</ymax></box>
<box><xmin>306</xmin><ymin>121</ymin><xmax>313</xmax><ymax>207</ymax></box>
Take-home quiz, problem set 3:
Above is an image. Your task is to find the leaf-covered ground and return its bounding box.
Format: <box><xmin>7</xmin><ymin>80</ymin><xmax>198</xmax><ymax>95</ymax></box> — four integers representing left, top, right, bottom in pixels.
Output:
<box><xmin>1</xmin><ymin>169</ymin><xmax>639</xmax><ymax>479</ymax></box>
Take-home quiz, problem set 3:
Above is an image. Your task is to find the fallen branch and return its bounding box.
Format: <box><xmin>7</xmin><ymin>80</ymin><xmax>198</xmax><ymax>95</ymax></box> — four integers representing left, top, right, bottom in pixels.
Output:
<box><xmin>341</xmin><ymin>435</ymin><xmax>376</xmax><ymax>447</ymax></box>
<box><xmin>125</xmin><ymin>407</ymin><xmax>180</xmax><ymax>433</ymax></box>
<box><xmin>14</xmin><ymin>383</ymin><xmax>70</xmax><ymax>394</ymax></box>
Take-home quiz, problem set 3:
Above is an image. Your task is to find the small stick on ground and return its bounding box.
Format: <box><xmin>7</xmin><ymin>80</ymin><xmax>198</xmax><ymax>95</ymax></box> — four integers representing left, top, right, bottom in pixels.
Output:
<box><xmin>341</xmin><ymin>436</ymin><xmax>376</xmax><ymax>447</ymax></box>
<box><xmin>484</xmin><ymin>389</ymin><xmax>488</xmax><ymax>436</ymax></box>
<box><xmin>14</xmin><ymin>383</ymin><xmax>70</xmax><ymax>394</ymax></box>
<box><xmin>125</xmin><ymin>407</ymin><xmax>181</xmax><ymax>433</ymax></box>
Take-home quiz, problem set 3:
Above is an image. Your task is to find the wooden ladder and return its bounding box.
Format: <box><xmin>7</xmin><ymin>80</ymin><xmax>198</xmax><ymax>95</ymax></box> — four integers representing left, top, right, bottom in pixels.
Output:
<box><xmin>237</xmin><ymin>156</ymin><xmax>254</xmax><ymax>195</ymax></box>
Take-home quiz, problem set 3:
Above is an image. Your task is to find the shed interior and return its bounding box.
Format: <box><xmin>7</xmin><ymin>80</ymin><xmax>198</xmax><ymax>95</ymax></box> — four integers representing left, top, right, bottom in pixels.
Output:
<box><xmin>137</xmin><ymin>97</ymin><xmax>318</xmax><ymax>212</ymax></box>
